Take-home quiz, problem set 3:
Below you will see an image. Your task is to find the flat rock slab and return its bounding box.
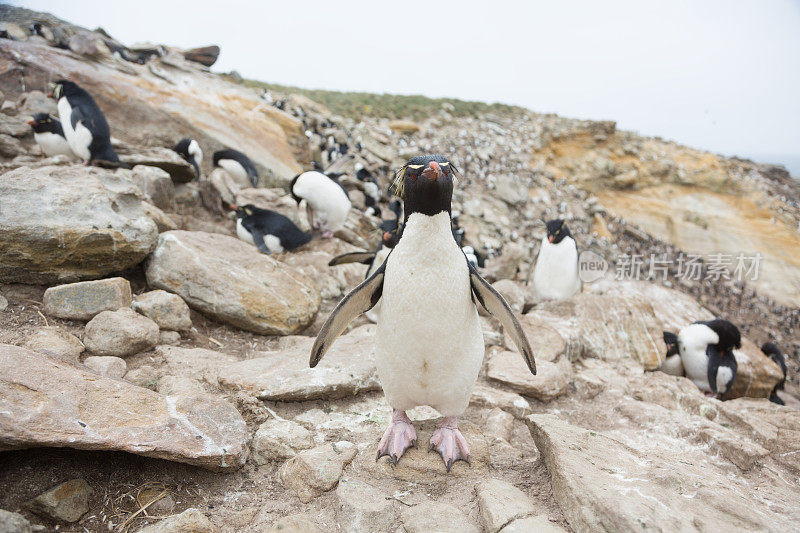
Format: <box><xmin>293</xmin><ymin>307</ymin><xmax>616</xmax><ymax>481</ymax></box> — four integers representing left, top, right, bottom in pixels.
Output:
<box><xmin>145</xmin><ymin>231</ymin><xmax>319</xmax><ymax>335</ymax></box>
<box><xmin>0</xmin><ymin>166</ymin><xmax>157</xmax><ymax>284</ymax></box>
<box><xmin>401</xmin><ymin>501</ymin><xmax>480</xmax><ymax>533</ymax></box>
<box><xmin>43</xmin><ymin>277</ymin><xmax>132</xmax><ymax>321</ymax></box>
<box><xmin>0</xmin><ymin>344</ymin><xmax>248</xmax><ymax>471</ymax></box>
<box><xmin>487</xmin><ymin>350</ymin><xmax>571</xmax><ymax>401</ymax></box>
<box><xmin>526</xmin><ymin>413</ymin><xmax>798</xmax><ymax>532</ymax></box>
<box><xmin>117</xmin><ymin>147</ymin><xmax>195</xmax><ymax>184</ymax></box>
<box><xmin>218</xmin><ymin>325</ymin><xmax>379</xmax><ymax>401</ymax></box>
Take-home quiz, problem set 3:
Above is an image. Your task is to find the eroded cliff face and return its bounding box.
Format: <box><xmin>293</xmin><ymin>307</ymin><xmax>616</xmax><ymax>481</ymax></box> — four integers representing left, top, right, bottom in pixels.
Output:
<box><xmin>531</xmin><ymin>119</ymin><xmax>800</xmax><ymax>305</ymax></box>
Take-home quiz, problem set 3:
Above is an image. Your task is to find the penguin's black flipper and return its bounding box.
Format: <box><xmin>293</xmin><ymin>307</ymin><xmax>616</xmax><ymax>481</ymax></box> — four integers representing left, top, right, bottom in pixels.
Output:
<box><xmin>310</xmin><ymin>260</ymin><xmax>386</xmax><ymax>368</ymax></box>
<box><xmin>468</xmin><ymin>262</ymin><xmax>536</xmax><ymax>374</ymax></box>
<box><xmin>328</xmin><ymin>252</ymin><xmax>377</xmax><ymax>266</ymax></box>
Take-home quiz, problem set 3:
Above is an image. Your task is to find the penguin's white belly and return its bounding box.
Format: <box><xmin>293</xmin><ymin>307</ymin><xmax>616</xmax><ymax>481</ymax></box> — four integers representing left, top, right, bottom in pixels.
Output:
<box><xmin>188</xmin><ymin>139</ymin><xmax>203</xmax><ymax>166</ymax></box>
<box><xmin>236</xmin><ymin>219</ymin><xmax>255</xmax><ymax>245</ymax></box>
<box><xmin>293</xmin><ymin>172</ymin><xmax>351</xmax><ymax>232</ymax></box>
<box><xmin>716</xmin><ymin>365</ymin><xmax>733</xmax><ymax>393</ymax></box>
<box><xmin>375</xmin><ymin>212</ymin><xmax>483</xmax><ymax>417</ymax></box>
<box><xmin>680</xmin><ymin>347</ymin><xmax>711</xmax><ymax>391</ymax></box>
<box><xmin>58</xmin><ymin>98</ymin><xmax>91</xmax><ymax>161</ymax></box>
<box><xmin>533</xmin><ymin>237</ymin><xmax>580</xmax><ymax>300</ymax></box>
<box><xmin>236</xmin><ymin>219</ymin><xmax>284</xmax><ymax>253</ymax></box>
<box><xmin>364</xmin><ymin>181</ymin><xmax>380</xmax><ymax>202</ymax></box>
<box><xmin>34</xmin><ymin>132</ymin><xmax>73</xmax><ymax>157</ymax></box>
<box><xmin>659</xmin><ymin>354</ymin><xmax>684</xmax><ymax>376</ymax></box>
<box><xmin>218</xmin><ymin>160</ymin><xmax>249</xmax><ymax>187</ymax></box>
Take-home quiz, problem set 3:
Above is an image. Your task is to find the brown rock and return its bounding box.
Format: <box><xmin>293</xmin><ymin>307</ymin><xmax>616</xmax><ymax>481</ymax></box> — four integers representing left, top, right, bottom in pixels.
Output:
<box><xmin>0</xmin><ymin>345</ymin><xmax>249</xmax><ymax>471</ymax></box>
<box><xmin>117</xmin><ymin>147</ymin><xmax>195</xmax><ymax>184</ymax></box>
<box><xmin>145</xmin><ymin>231</ymin><xmax>319</xmax><ymax>335</ymax></box>
<box><xmin>280</xmin><ymin>442</ymin><xmax>357</xmax><ymax>503</ymax></box>
<box><xmin>335</xmin><ymin>477</ymin><xmax>395</xmax><ymax>532</ymax></box>
<box><xmin>83</xmin><ymin>355</ymin><xmax>127</xmax><ymax>379</ymax></box>
<box><xmin>43</xmin><ymin>277</ymin><xmax>132</xmax><ymax>321</ymax></box>
<box><xmin>84</xmin><ymin>307</ymin><xmax>159</xmax><ymax>357</ymax></box>
<box><xmin>23</xmin><ymin>327</ymin><xmax>84</xmax><ymax>359</ymax></box>
<box><xmin>388</xmin><ymin>120</ymin><xmax>420</xmax><ymax>134</ymax></box>
<box><xmin>68</xmin><ymin>31</ymin><xmax>109</xmax><ymax>57</ymax></box>
<box><xmin>487</xmin><ymin>350</ymin><xmax>571</xmax><ymax>401</ymax></box>
<box><xmin>127</xmin><ymin>165</ymin><xmax>176</xmax><ymax>211</ymax></box>
<box><xmin>476</xmin><ymin>478</ymin><xmax>536</xmax><ymax>533</ymax></box>
<box><xmin>400</xmin><ymin>501</ymin><xmax>479</xmax><ymax>533</ymax></box>
<box><xmin>136</xmin><ymin>508</ymin><xmax>217</xmax><ymax>533</ymax></box>
<box><xmin>27</xmin><ymin>478</ymin><xmax>92</xmax><ymax>523</ymax></box>
<box><xmin>252</xmin><ymin>418</ymin><xmax>314</xmax><ymax>463</ymax></box>
<box><xmin>132</xmin><ymin>290</ymin><xmax>192</xmax><ymax>331</ymax></box>
<box><xmin>183</xmin><ymin>45</ymin><xmax>220</xmax><ymax>67</ymax></box>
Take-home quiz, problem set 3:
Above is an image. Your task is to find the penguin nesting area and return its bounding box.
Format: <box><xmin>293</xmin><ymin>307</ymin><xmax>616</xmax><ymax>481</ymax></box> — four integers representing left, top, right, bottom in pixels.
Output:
<box><xmin>1</xmin><ymin>5</ymin><xmax>799</xmax><ymax>532</ymax></box>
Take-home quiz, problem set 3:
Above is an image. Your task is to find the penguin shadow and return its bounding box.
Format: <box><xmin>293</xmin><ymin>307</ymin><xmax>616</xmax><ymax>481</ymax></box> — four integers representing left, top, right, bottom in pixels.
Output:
<box><xmin>356</xmin><ymin>418</ymin><xmax>490</xmax><ymax>479</ymax></box>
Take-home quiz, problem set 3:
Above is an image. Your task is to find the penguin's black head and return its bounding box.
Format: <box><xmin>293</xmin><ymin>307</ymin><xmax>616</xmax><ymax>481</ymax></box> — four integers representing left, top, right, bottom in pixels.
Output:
<box><xmin>703</xmin><ymin>319</ymin><xmax>741</xmax><ymax>352</ymax></box>
<box><xmin>382</xmin><ymin>227</ymin><xmax>401</xmax><ymax>248</ymax></box>
<box><xmin>391</xmin><ymin>154</ymin><xmax>457</xmax><ymax>219</ymax></box>
<box><xmin>663</xmin><ymin>331</ymin><xmax>679</xmax><ymax>357</ymax></box>
<box><xmin>49</xmin><ymin>80</ymin><xmax>81</xmax><ymax>100</ymax></box>
<box><xmin>27</xmin><ymin>113</ymin><xmax>59</xmax><ymax>133</ymax></box>
<box><xmin>389</xmin><ymin>199</ymin><xmax>402</xmax><ymax>219</ymax></box>
<box><xmin>761</xmin><ymin>342</ymin><xmax>782</xmax><ymax>358</ymax></box>
<box><xmin>289</xmin><ymin>173</ymin><xmax>303</xmax><ymax>203</ymax></box>
<box><xmin>233</xmin><ymin>204</ymin><xmax>258</xmax><ymax>219</ymax></box>
<box><xmin>545</xmin><ymin>219</ymin><xmax>571</xmax><ymax>244</ymax></box>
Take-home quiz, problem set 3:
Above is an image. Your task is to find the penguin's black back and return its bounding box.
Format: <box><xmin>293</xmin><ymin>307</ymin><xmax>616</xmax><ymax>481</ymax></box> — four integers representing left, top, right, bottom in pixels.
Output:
<box><xmin>57</xmin><ymin>80</ymin><xmax>118</xmax><ymax>163</ymax></box>
<box><xmin>241</xmin><ymin>206</ymin><xmax>311</xmax><ymax>251</ymax></box>
<box><xmin>174</xmin><ymin>138</ymin><xmax>192</xmax><ymax>157</ymax></box>
<box><xmin>214</xmin><ymin>149</ymin><xmax>258</xmax><ymax>181</ymax></box>
<box><xmin>762</xmin><ymin>342</ymin><xmax>787</xmax><ymax>389</ymax></box>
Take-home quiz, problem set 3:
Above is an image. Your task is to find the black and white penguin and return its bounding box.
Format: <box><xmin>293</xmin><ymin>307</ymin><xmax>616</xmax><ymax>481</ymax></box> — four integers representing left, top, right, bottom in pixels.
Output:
<box><xmin>355</xmin><ymin>162</ymin><xmax>382</xmax><ymax>215</ymax></box>
<box><xmin>761</xmin><ymin>342</ymin><xmax>787</xmax><ymax>405</ymax></box>
<box><xmin>461</xmin><ymin>245</ymin><xmax>481</xmax><ymax>269</ymax></box>
<box><xmin>532</xmin><ymin>219</ymin><xmax>581</xmax><ymax>300</ymax></box>
<box><xmin>379</xmin><ymin>200</ymin><xmax>403</xmax><ymax>235</ymax></box>
<box><xmin>310</xmin><ymin>155</ymin><xmax>535</xmax><ymax>471</ymax></box>
<box><xmin>233</xmin><ymin>204</ymin><xmax>311</xmax><ymax>254</ymax></box>
<box><xmin>664</xmin><ymin>319</ymin><xmax>740</xmax><ymax>398</ymax></box>
<box><xmin>173</xmin><ymin>138</ymin><xmax>203</xmax><ymax>179</ymax></box>
<box><xmin>660</xmin><ymin>331</ymin><xmax>685</xmax><ymax>376</ymax></box>
<box><xmin>49</xmin><ymin>80</ymin><xmax>120</xmax><ymax>165</ymax></box>
<box><xmin>290</xmin><ymin>170</ymin><xmax>352</xmax><ymax>238</ymax></box>
<box><xmin>213</xmin><ymin>149</ymin><xmax>259</xmax><ymax>187</ymax></box>
<box><xmin>27</xmin><ymin>113</ymin><xmax>73</xmax><ymax>158</ymax></box>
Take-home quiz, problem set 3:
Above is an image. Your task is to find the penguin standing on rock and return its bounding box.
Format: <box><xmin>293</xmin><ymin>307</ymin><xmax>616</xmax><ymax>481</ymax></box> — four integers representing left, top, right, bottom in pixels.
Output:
<box><xmin>663</xmin><ymin>319</ymin><xmax>740</xmax><ymax>398</ymax></box>
<box><xmin>310</xmin><ymin>155</ymin><xmax>535</xmax><ymax>471</ymax></box>
<box><xmin>660</xmin><ymin>331</ymin><xmax>685</xmax><ymax>376</ymax></box>
<box><xmin>28</xmin><ymin>113</ymin><xmax>73</xmax><ymax>158</ymax></box>
<box><xmin>761</xmin><ymin>342</ymin><xmax>787</xmax><ymax>405</ymax></box>
<box><xmin>213</xmin><ymin>149</ymin><xmax>259</xmax><ymax>187</ymax></box>
<box><xmin>173</xmin><ymin>138</ymin><xmax>203</xmax><ymax>179</ymax></box>
<box><xmin>49</xmin><ymin>80</ymin><xmax>120</xmax><ymax>165</ymax></box>
<box><xmin>290</xmin><ymin>170</ymin><xmax>352</xmax><ymax>238</ymax></box>
<box><xmin>233</xmin><ymin>204</ymin><xmax>311</xmax><ymax>254</ymax></box>
<box><xmin>533</xmin><ymin>219</ymin><xmax>581</xmax><ymax>301</ymax></box>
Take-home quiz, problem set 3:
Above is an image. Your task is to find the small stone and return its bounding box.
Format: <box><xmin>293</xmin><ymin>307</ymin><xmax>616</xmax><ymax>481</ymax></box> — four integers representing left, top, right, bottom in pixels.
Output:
<box><xmin>68</xmin><ymin>31</ymin><xmax>110</xmax><ymax>57</ymax></box>
<box><xmin>159</xmin><ymin>330</ymin><xmax>181</xmax><ymax>345</ymax></box>
<box><xmin>0</xmin><ymin>293</ymin><xmax>7</xmax><ymax>311</ymax></box>
<box><xmin>0</xmin><ymin>509</ymin><xmax>33</xmax><ymax>533</ymax></box>
<box><xmin>132</xmin><ymin>290</ymin><xmax>192</xmax><ymax>331</ymax></box>
<box><xmin>491</xmin><ymin>279</ymin><xmax>525</xmax><ymax>313</ymax></box>
<box><xmin>262</xmin><ymin>514</ymin><xmax>321</xmax><ymax>532</ymax></box>
<box><xmin>84</xmin><ymin>307</ymin><xmax>159</xmax><ymax>357</ymax></box>
<box><xmin>335</xmin><ymin>478</ymin><xmax>394</xmax><ymax>532</ymax></box>
<box><xmin>483</xmin><ymin>242</ymin><xmax>528</xmax><ymax>281</ymax></box>
<box><xmin>83</xmin><ymin>355</ymin><xmax>127</xmax><ymax>379</ymax></box>
<box><xmin>23</xmin><ymin>327</ymin><xmax>84</xmax><ymax>359</ymax></box>
<box><xmin>156</xmin><ymin>375</ymin><xmax>204</xmax><ymax>396</ymax></box>
<box><xmin>485</xmin><ymin>408</ymin><xmax>515</xmax><ymax>442</ymax></box>
<box><xmin>279</xmin><ymin>442</ymin><xmax>357</xmax><ymax>503</ymax></box>
<box><xmin>43</xmin><ymin>277</ymin><xmax>132</xmax><ymax>321</ymax></box>
<box><xmin>129</xmin><ymin>165</ymin><xmax>175</xmax><ymax>211</ymax></box>
<box><xmin>27</xmin><ymin>478</ymin><xmax>92</xmax><ymax>523</ymax></box>
<box><xmin>124</xmin><ymin>364</ymin><xmax>160</xmax><ymax>389</ymax></box>
<box><xmin>253</xmin><ymin>419</ymin><xmax>314</xmax><ymax>464</ymax></box>
<box><xmin>501</xmin><ymin>516</ymin><xmax>567</xmax><ymax>532</ymax></box>
<box><xmin>388</xmin><ymin>120</ymin><xmax>420</xmax><ymax>134</ymax></box>
<box><xmin>135</xmin><ymin>508</ymin><xmax>216</xmax><ymax>533</ymax></box>
<box><xmin>476</xmin><ymin>478</ymin><xmax>536</xmax><ymax>533</ymax></box>
<box><xmin>400</xmin><ymin>501</ymin><xmax>479</xmax><ymax>533</ymax></box>
<box><xmin>470</xmin><ymin>384</ymin><xmax>531</xmax><ymax>419</ymax></box>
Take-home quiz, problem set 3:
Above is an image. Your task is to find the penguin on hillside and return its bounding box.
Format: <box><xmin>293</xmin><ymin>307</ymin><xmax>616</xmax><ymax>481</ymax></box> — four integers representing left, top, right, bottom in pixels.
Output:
<box><xmin>49</xmin><ymin>80</ymin><xmax>121</xmax><ymax>166</ymax></box>
<box><xmin>761</xmin><ymin>342</ymin><xmax>787</xmax><ymax>405</ymax></box>
<box><xmin>533</xmin><ymin>219</ymin><xmax>581</xmax><ymax>301</ymax></box>
<box><xmin>213</xmin><ymin>149</ymin><xmax>259</xmax><ymax>187</ymax></box>
<box><xmin>310</xmin><ymin>155</ymin><xmax>535</xmax><ymax>471</ymax></box>
<box><xmin>27</xmin><ymin>113</ymin><xmax>73</xmax><ymax>158</ymax></box>
<box><xmin>379</xmin><ymin>200</ymin><xmax>403</xmax><ymax>235</ymax></box>
<box><xmin>663</xmin><ymin>319</ymin><xmax>740</xmax><ymax>398</ymax></box>
<box><xmin>355</xmin><ymin>162</ymin><xmax>382</xmax><ymax>216</ymax></box>
<box><xmin>233</xmin><ymin>204</ymin><xmax>311</xmax><ymax>254</ymax></box>
<box><xmin>659</xmin><ymin>331</ymin><xmax>685</xmax><ymax>376</ymax></box>
<box><xmin>173</xmin><ymin>138</ymin><xmax>203</xmax><ymax>179</ymax></box>
<box><xmin>290</xmin><ymin>170</ymin><xmax>352</xmax><ymax>239</ymax></box>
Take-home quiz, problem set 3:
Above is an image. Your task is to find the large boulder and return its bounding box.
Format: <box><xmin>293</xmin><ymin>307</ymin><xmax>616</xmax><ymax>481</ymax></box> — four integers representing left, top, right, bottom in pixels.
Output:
<box><xmin>145</xmin><ymin>231</ymin><xmax>319</xmax><ymax>335</ymax></box>
<box><xmin>117</xmin><ymin>147</ymin><xmax>195</xmax><ymax>184</ymax></box>
<box><xmin>0</xmin><ymin>166</ymin><xmax>157</xmax><ymax>284</ymax></box>
<box><xmin>0</xmin><ymin>345</ymin><xmax>248</xmax><ymax>471</ymax></box>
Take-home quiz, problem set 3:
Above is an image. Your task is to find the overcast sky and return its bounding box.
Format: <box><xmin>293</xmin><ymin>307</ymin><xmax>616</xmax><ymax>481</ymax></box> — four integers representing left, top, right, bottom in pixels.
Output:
<box><xmin>17</xmin><ymin>0</ymin><xmax>800</xmax><ymax>174</ymax></box>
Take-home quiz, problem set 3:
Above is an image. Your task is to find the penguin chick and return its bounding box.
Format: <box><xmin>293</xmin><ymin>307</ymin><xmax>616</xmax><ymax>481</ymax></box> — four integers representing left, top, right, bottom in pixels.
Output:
<box><xmin>213</xmin><ymin>149</ymin><xmax>259</xmax><ymax>187</ymax></box>
<box><xmin>173</xmin><ymin>138</ymin><xmax>203</xmax><ymax>179</ymax></box>
<box><xmin>28</xmin><ymin>113</ymin><xmax>73</xmax><ymax>158</ymax></box>
<box><xmin>673</xmin><ymin>319</ymin><xmax>740</xmax><ymax>398</ymax></box>
<box><xmin>761</xmin><ymin>342</ymin><xmax>787</xmax><ymax>405</ymax></box>
<box><xmin>290</xmin><ymin>170</ymin><xmax>351</xmax><ymax>239</ymax></box>
<box><xmin>659</xmin><ymin>331</ymin><xmax>685</xmax><ymax>376</ymax></box>
<box><xmin>533</xmin><ymin>219</ymin><xmax>581</xmax><ymax>300</ymax></box>
<box><xmin>233</xmin><ymin>204</ymin><xmax>311</xmax><ymax>254</ymax></box>
<box><xmin>49</xmin><ymin>80</ymin><xmax>120</xmax><ymax>165</ymax></box>
<box><xmin>310</xmin><ymin>155</ymin><xmax>534</xmax><ymax>471</ymax></box>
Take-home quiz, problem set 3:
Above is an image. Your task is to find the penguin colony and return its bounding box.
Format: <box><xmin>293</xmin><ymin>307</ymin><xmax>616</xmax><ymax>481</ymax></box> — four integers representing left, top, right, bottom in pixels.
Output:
<box><xmin>30</xmin><ymin>78</ymin><xmax>791</xmax><ymax>471</ymax></box>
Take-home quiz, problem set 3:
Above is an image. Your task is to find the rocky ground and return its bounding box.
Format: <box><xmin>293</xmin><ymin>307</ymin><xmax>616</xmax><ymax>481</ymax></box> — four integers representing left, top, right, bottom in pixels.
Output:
<box><xmin>1</xmin><ymin>6</ymin><xmax>799</xmax><ymax>533</ymax></box>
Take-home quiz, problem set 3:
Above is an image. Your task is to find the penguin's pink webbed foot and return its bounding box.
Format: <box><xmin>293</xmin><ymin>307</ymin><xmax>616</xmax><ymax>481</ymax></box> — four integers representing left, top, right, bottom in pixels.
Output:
<box><xmin>321</xmin><ymin>229</ymin><xmax>334</xmax><ymax>239</ymax></box>
<box><xmin>376</xmin><ymin>410</ymin><xmax>417</xmax><ymax>466</ymax></box>
<box><xmin>429</xmin><ymin>417</ymin><xmax>470</xmax><ymax>472</ymax></box>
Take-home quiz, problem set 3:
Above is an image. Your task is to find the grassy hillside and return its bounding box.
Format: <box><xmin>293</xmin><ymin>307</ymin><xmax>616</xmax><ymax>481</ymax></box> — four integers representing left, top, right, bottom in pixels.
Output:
<box><xmin>240</xmin><ymin>79</ymin><xmax>524</xmax><ymax>121</ymax></box>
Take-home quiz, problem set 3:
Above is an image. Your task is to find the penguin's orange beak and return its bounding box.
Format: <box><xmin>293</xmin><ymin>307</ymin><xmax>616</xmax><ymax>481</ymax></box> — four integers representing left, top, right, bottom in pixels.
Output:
<box><xmin>228</xmin><ymin>203</ymin><xmax>237</xmax><ymax>211</ymax></box>
<box><xmin>421</xmin><ymin>161</ymin><xmax>441</xmax><ymax>180</ymax></box>
<box><xmin>548</xmin><ymin>235</ymin><xmax>554</xmax><ymax>243</ymax></box>
<box><xmin>27</xmin><ymin>119</ymin><xmax>35</xmax><ymax>126</ymax></box>
<box><xmin>46</xmin><ymin>91</ymin><xmax>54</xmax><ymax>99</ymax></box>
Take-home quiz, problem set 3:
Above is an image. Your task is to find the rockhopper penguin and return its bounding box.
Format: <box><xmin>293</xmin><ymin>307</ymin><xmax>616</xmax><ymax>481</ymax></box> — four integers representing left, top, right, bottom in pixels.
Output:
<box><xmin>233</xmin><ymin>204</ymin><xmax>311</xmax><ymax>254</ymax></box>
<box><xmin>761</xmin><ymin>342</ymin><xmax>787</xmax><ymax>405</ymax></box>
<box><xmin>213</xmin><ymin>149</ymin><xmax>259</xmax><ymax>187</ymax></box>
<box><xmin>173</xmin><ymin>138</ymin><xmax>203</xmax><ymax>179</ymax></box>
<box><xmin>533</xmin><ymin>219</ymin><xmax>581</xmax><ymax>300</ymax></box>
<box><xmin>310</xmin><ymin>155</ymin><xmax>535</xmax><ymax>471</ymax></box>
<box><xmin>660</xmin><ymin>331</ymin><xmax>685</xmax><ymax>376</ymax></box>
<box><xmin>49</xmin><ymin>80</ymin><xmax>120</xmax><ymax>165</ymax></box>
<box><xmin>290</xmin><ymin>170</ymin><xmax>352</xmax><ymax>239</ymax></box>
<box><xmin>663</xmin><ymin>319</ymin><xmax>740</xmax><ymax>398</ymax></box>
<box><xmin>28</xmin><ymin>113</ymin><xmax>73</xmax><ymax>158</ymax></box>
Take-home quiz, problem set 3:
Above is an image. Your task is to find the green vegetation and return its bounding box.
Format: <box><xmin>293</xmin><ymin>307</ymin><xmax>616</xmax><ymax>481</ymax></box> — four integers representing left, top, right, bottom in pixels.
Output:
<box><xmin>239</xmin><ymin>78</ymin><xmax>523</xmax><ymax>121</ymax></box>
